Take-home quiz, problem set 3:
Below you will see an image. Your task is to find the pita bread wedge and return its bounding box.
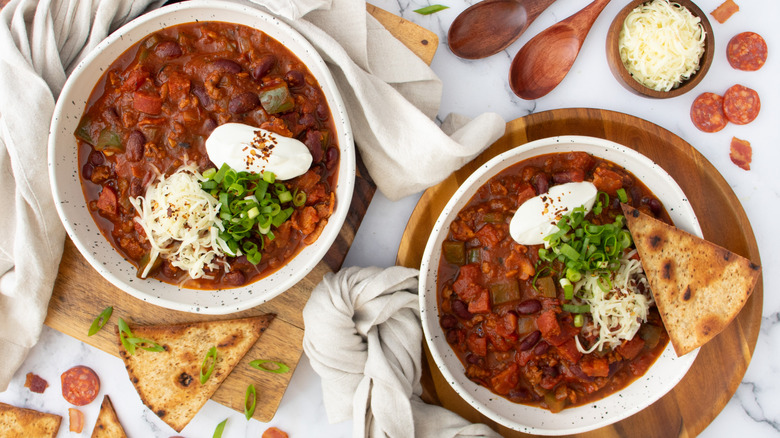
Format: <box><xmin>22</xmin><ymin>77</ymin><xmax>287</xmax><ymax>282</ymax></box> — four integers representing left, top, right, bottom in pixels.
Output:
<box><xmin>0</xmin><ymin>402</ymin><xmax>62</xmax><ymax>437</ymax></box>
<box><xmin>117</xmin><ymin>314</ymin><xmax>275</xmax><ymax>432</ymax></box>
<box><xmin>91</xmin><ymin>395</ymin><xmax>126</xmax><ymax>438</ymax></box>
<box><xmin>622</xmin><ymin>204</ymin><xmax>761</xmax><ymax>356</ymax></box>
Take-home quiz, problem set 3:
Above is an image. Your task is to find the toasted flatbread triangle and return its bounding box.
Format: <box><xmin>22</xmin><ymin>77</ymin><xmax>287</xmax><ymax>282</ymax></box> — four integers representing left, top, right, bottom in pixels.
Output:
<box><xmin>117</xmin><ymin>314</ymin><xmax>275</xmax><ymax>432</ymax></box>
<box><xmin>91</xmin><ymin>395</ymin><xmax>126</xmax><ymax>438</ymax></box>
<box><xmin>622</xmin><ymin>204</ymin><xmax>761</xmax><ymax>356</ymax></box>
<box><xmin>0</xmin><ymin>402</ymin><xmax>62</xmax><ymax>438</ymax></box>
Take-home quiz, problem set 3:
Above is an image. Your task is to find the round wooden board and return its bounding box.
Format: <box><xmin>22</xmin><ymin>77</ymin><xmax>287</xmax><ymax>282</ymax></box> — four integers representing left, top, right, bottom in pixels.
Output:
<box><xmin>396</xmin><ymin>108</ymin><xmax>763</xmax><ymax>437</ymax></box>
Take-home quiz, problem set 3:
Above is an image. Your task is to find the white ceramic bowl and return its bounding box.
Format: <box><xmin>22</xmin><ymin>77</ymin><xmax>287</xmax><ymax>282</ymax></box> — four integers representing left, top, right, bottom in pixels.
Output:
<box><xmin>419</xmin><ymin>136</ymin><xmax>700</xmax><ymax>434</ymax></box>
<box><xmin>49</xmin><ymin>1</ymin><xmax>355</xmax><ymax>314</ymax></box>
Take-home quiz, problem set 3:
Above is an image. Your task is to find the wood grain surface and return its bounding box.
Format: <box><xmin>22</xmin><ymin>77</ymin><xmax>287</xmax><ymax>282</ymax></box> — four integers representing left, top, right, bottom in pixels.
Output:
<box><xmin>396</xmin><ymin>108</ymin><xmax>763</xmax><ymax>437</ymax></box>
<box><xmin>44</xmin><ymin>5</ymin><xmax>437</xmax><ymax>423</ymax></box>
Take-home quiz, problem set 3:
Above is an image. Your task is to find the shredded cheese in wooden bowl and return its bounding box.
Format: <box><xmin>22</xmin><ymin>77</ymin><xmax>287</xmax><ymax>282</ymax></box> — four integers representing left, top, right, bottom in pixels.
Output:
<box><xmin>619</xmin><ymin>0</ymin><xmax>706</xmax><ymax>92</ymax></box>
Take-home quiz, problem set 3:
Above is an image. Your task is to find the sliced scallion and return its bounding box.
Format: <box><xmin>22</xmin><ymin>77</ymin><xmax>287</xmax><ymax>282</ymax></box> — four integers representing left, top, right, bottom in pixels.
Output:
<box><xmin>88</xmin><ymin>306</ymin><xmax>113</xmax><ymax>336</ymax></box>
<box><xmin>200</xmin><ymin>346</ymin><xmax>218</xmax><ymax>384</ymax></box>
<box><xmin>249</xmin><ymin>359</ymin><xmax>290</xmax><ymax>374</ymax></box>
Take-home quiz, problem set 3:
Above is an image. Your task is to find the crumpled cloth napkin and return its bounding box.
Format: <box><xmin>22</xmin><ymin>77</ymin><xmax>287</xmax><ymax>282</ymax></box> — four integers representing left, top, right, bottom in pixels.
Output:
<box><xmin>0</xmin><ymin>0</ymin><xmax>158</xmax><ymax>392</ymax></box>
<box><xmin>303</xmin><ymin>266</ymin><xmax>501</xmax><ymax>437</ymax></box>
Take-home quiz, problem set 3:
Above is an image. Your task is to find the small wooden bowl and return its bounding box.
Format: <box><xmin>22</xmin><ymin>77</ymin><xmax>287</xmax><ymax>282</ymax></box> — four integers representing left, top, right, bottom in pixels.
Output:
<box><xmin>606</xmin><ymin>0</ymin><xmax>714</xmax><ymax>98</ymax></box>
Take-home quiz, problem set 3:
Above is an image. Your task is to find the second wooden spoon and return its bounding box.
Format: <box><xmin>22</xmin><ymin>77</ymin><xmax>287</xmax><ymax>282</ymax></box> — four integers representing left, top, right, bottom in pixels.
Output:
<box><xmin>509</xmin><ymin>0</ymin><xmax>612</xmax><ymax>99</ymax></box>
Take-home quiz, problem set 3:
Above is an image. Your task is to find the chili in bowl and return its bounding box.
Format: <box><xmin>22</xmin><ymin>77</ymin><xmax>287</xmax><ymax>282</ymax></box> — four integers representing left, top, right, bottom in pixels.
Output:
<box><xmin>49</xmin><ymin>1</ymin><xmax>355</xmax><ymax>314</ymax></box>
<box><xmin>418</xmin><ymin>136</ymin><xmax>700</xmax><ymax>434</ymax></box>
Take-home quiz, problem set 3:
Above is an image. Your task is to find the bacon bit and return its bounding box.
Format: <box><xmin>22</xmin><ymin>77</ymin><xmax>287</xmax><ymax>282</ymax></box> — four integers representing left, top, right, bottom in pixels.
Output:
<box><xmin>68</xmin><ymin>408</ymin><xmax>84</xmax><ymax>433</ymax></box>
<box><xmin>730</xmin><ymin>137</ymin><xmax>752</xmax><ymax>170</ymax></box>
<box><xmin>262</xmin><ymin>427</ymin><xmax>289</xmax><ymax>438</ymax></box>
<box><xmin>24</xmin><ymin>372</ymin><xmax>49</xmax><ymax>393</ymax></box>
<box><xmin>711</xmin><ymin>0</ymin><xmax>739</xmax><ymax>24</ymax></box>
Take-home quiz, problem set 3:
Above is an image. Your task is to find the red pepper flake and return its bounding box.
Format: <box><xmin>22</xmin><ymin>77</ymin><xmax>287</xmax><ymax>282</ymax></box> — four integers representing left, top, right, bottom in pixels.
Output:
<box><xmin>730</xmin><ymin>137</ymin><xmax>752</xmax><ymax>170</ymax></box>
<box><xmin>24</xmin><ymin>372</ymin><xmax>49</xmax><ymax>394</ymax></box>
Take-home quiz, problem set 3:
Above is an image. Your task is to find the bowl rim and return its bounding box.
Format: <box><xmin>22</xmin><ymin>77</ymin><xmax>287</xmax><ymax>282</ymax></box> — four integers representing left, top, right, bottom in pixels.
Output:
<box><xmin>605</xmin><ymin>0</ymin><xmax>715</xmax><ymax>99</ymax></box>
<box><xmin>418</xmin><ymin>135</ymin><xmax>701</xmax><ymax>434</ymax></box>
<box><xmin>48</xmin><ymin>0</ymin><xmax>355</xmax><ymax>314</ymax></box>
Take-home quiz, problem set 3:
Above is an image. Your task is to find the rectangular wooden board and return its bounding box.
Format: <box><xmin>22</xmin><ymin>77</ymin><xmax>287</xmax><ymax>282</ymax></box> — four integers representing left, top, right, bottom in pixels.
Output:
<box><xmin>44</xmin><ymin>5</ymin><xmax>437</xmax><ymax>423</ymax></box>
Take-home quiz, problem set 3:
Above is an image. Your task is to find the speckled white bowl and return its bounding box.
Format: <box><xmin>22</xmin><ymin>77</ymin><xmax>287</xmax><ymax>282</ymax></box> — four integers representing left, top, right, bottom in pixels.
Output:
<box><xmin>419</xmin><ymin>135</ymin><xmax>700</xmax><ymax>434</ymax></box>
<box><xmin>48</xmin><ymin>1</ymin><xmax>354</xmax><ymax>314</ymax></box>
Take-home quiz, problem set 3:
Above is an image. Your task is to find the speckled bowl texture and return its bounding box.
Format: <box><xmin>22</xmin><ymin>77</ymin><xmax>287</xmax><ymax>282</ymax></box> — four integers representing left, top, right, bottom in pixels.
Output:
<box><xmin>49</xmin><ymin>1</ymin><xmax>355</xmax><ymax>314</ymax></box>
<box><xmin>419</xmin><ymin>136</ymin><xmax>700</xmax><ymax>434</ymax></box>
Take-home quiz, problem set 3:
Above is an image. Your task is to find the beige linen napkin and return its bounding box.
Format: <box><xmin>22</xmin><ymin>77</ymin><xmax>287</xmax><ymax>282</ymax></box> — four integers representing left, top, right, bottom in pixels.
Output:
<box><xmin>303</xmin><ymin>267</ymin><xmax>502</xmax><ymax>438</ymax></box>
<box><xmin>0</xmin><ymin>0</ymin><xmax>157</xmax><ymax>391</ymax></box>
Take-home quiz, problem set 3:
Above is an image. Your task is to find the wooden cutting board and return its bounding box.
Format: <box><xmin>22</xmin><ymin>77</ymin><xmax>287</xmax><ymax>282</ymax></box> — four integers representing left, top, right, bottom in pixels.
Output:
<box><xmin>397</xmin><ymin>108</ymin><xmax>763</xmax><ymax>437</ymax></box>
<box><xmin>44</xmin><ymin>5</ymin><xmax>437</xmax><ymax>423</ymax></box>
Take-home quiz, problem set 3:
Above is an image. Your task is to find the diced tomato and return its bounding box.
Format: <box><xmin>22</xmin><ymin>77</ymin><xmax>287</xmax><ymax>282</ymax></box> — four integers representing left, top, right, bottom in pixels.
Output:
<box><xmin>490</xmin><ymin>363</ymin><xmax>519</xmax><ymax>395</ymax></box>
<box><xmin>617</xmin><ymin>335</ymin><xmax>646</xmax><ymax>360</ymax></box>
<box><xmin>133</xmin><ymin>91</ymin><xmax>163</xmax><ymax>115</ymax></box>
<box><xmin>292</xmin><ymin>206</ymin><xmax>318</xmax><ymax>235</ymax></box>
<box><xmin>516</xmin><ymin>182</ymin><xmax>537</xmax><ymax>206</ymax></box>
<box><xmin>166</xmin><ymin>72</ymin><xmax>191</xmax><ymax>102</ymax></box>
<box><xmin>475</xmin><ymin>223</ymin><xmax>504</xmax><ymax>247</ymax></box>
<box><xmin>485</xmin><ymin>313</ymin><xmax>517</xmax><ymax>352</ymax></box>
<box><xmin>496</xmin><ymin>312</ymin><xmax>518</xmax><ymax>338</ymax></box>
<box><xmin>537</xmin><ymin>310</ymin><xmax>561</xmax><ymax>340</ymax></box>
<box><xmin>96</xmin><ymin>186</ymin><xmax>118</xmax><ymax>216</ymax></box>
<box><xmin>466</xmin><ymin>333</ymin><xmax>487</xmax><ymax>357</ymax></box>
<box><xmin>580</xmin><ymin>357</ymin><xmax>609</xmax><ymax>377</ymax></box>
<box><xmin>68</xmin><ymin>408</ymin><xmax>84</xmax><ymax>433</ymax></box>
<box><xmin>516</xmin><ymin>349</ymin><xmax>535</xmax><ymax>366</ymax></box>
<box><xmin>556</xmin><ymin>338</ymin><xmax>582</xmax><ymax>363</ymax></box>
<box><xmin>467</xmin><ymin>288</ymin><xmax>491</xmax><ymax>314</ymax></box>
<box><xmin>121</xmin><ymin>66</ymin><xmax>150</xmax><ymax>91</ymax></box>
<box><xmin>591</xmin><ymin>166</ymin><xmax>623</xmax><ymax>196</ymax></box>
<box><xmin>453</xmin><ymin>264</ymin><xmax>482</xmax><ymax>300</ymax></box>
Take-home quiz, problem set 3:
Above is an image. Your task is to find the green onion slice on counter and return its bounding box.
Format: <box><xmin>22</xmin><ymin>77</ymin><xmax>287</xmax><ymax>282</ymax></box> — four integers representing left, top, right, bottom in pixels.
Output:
<box><xmin>249</xmin><ymin>359</ymin><xmax>290</xmax><ymax>374</ymax></box>
<box><xmin>244</xmin><ymin>384</ymin><xmax>257</xmax><ymax>420</ymax></box>
<box><xmin>414</xmin><ymin>4</ymin><xmax>449</xmax><ymax>14</ymax></box>
<box><xmin>213</xmin><ymin>418</ymin><xmax>228</xmax><ymax>438</ymax></box>
<box><xmin>88</xmin><ymin>306</ymin><xmax>113</xmax><ymax>336</ymax></box>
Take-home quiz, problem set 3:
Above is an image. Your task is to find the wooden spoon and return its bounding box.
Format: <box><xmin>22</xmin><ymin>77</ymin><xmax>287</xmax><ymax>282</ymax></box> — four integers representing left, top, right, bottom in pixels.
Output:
<box><xmin>508</xmin><ymin>0</ymin><xmax>611</xmax><ymax>99</ymax></box>
<box><xmin>448</xmin><ymin>0</ymin><xmax>559</xmax><ymax>60</ymax></box>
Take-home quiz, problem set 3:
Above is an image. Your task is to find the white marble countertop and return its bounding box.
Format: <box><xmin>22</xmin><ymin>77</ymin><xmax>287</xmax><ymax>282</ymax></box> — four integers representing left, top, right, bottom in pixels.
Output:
<box><xmin>2</xmin><ymin>0</ymin><xmax>778</xmax><ymax>436</ymax></box>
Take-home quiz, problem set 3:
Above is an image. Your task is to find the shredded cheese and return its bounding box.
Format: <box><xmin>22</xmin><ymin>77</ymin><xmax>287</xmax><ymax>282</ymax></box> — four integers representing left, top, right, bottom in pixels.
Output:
<box><xmin>130</xmin><ymin>163</ymin><xmax>231</xmax><ymax>279</ymax></box>
<box><xmin>574</xmin><ymin>249</ymin><xmax>653</xmax><ymax>354</ymax></box>
<box><xmin>619</xmin><ymin>0</ymin><xmax>706</xmax><ymax>92</ymax></box>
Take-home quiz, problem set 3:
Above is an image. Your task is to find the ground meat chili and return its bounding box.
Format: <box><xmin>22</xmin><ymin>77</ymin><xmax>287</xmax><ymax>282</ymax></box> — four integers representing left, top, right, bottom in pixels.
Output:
<box><xmin>76</xmin><ymin>22</ymin><xmax>339</xmax><ymax>288</ymax></box>
<box><xmin>437</xmin><ymin>152</ymin><xmax>671</xmax><ymax>412</ymax></box>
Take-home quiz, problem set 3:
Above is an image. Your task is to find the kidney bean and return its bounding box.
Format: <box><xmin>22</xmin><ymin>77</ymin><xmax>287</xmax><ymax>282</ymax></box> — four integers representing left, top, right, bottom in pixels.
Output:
<box><xmin>154</xmin><ymin>41</ymin><xmax>182</xmax><ymax>59</ymax></box>
<box><xmin>251</xmin><ymin>54</ymin><xmax>276</xmax><ymax>80</ymax></box>
<box><xmin>88</xmin><ymin>150</ymin><xmax>105</xmax><ymax>166</ymax></box>
<box><xmin>229</xmin><ymin>92</ymin><xmax>260</xmax><ymax>113</ymax></box>
<box><xmin>191</xmin><ymin>84</ymin><xmax>211</xmax><ymax>108</ymax></box>
<box><xmin>451</xmin><ymin>299</ymin><xmax>473</xmax><ymax>320</ymax></box>
<box><xmin>647</xmin><ymin>198</ymin><xmax>663</xmax><ymax>217</ymax></box>
<box><xmin>629</xmin><ymin>186</ymin><xmax>643</xmax><ymax>207</ymax></box>
<box><xmin>445</xmin><ymin>329</ymin><xmax>459</xmax><ymax>345</ymax></box>
<box><xmin>298</xmin><ymin>113</ymin><xmax>317</xmax><ymax>130</ymax></box>
<box><xmin>82</xmin><ymin>163</ymin><xmax>94</xmax><ymax>180</ymax></box>
<box><xmin>325</xmin><ymin>147</ymin><xmax>339</xmax><ymax>170</ymax></box>
<box><xmin>518</xmin><ymin>330</ymin><xmax>541</xmax><ymax>351</ymax></box>
<box><xmin>440</xmin><ymin>314</ymin><xmax>458</xmax><ymax>330</ymax></box>
<box><xmin>203</xmin><ymin>118</ymin><xmax>217</xmax><ymax>133</ymax></box>
<box><xmin>533</xmin><ymin>341</ymin><xmax>549</xmax><ymax>355</ymax></box>
<box><xmin>509</xmin><ymin>387</ymin><xmax>533</xmax><ymax>400</ymax></box>
<box><xmin>129</xmin><ymin>178</ymin><xmax>144</xmax><ymax>198</ymax></box>
<box><xmin>516</xmin><ymin>299</ymin><xmax>542</xmax><ymax>315</ymax></box>
<box><xmin>303</xmin><ymin>130</ymin><xmax>324</xmax><ymax>163</ymax></box>
<box><xmin>532</xmin><ymin>173</ymin><xmax>549</xmax><ymax>195</ymax></box>
<box><xmin>223</xmin><ymin>270</ymin><xmax>246</xmax><ymax>286</ymax></box>
<box><xmin>285</xmin><ymin>70</ymin><xmax>304</xmax><ymax>87</ymax></box>
<box><xmin>542</xmin><ymin>365</ymin><xmax>559</xmax><ymax>378</ymax></box>
<box><xmin>126</xmin><ymin>130</ymin><xmax>145</xmax><ymax>162</ymax></box>
<box><xmin>552</xmin><ymin>168</ymin><xmax>585</xmax><ymax>184</ymax></box>
<box><xmin>466</xmin><ymin>353</ymin><xmax>482</xmax><ymax>365</ymax></box>
<box><xmin>211</xmin><ymin>58</ymin><xmax>242</xmax><ymax>74</ymax></box>
<box><xmin>316</xmin><ymin>102</ymin><xmax>330</xmax><ymax>121</ymax></box>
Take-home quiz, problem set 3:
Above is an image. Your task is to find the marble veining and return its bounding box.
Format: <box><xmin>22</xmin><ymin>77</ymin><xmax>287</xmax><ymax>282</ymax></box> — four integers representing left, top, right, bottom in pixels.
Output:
<box><xmin>1</xmin><ymin>0</ymin><xmax>777</xmax><ymax>437</ymax></box>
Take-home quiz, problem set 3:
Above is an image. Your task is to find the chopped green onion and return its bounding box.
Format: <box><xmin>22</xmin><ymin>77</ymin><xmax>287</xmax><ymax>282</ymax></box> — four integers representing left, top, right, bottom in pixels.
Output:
<box><xmin>244</xmin><ymin>384</ymin><xmax>257</xmax><ymax>420</ymax></box>
<box><xmin>118</xmin><ymin>317</ymin><xmax>135</xmax><ymax>355</ymax></box>
<box><xmin>200</xmin><ymin>346</ymin><xmax>218</xmax><ymax>384</ymax></box>
<box><xmin>202</xmin><ymin>168</ymin><xmax>217</xmax><ymax>179</ymax></box>
<box><xmin>617</xmin><ymin>188</ymin><xmax>628</xmax><ymax>203</ymax></box>
<box><xmin>125</xmin><ymin>337</ymin><xmax>164</xmax><ymax>352</ymax></box>
<box><xmin>249</xmin><ymin>359</ymin><xmax>290</xmax><ymax>374</ymax></box>
<box><xmin>293</xmin><ymin>190</ymin><xmax>307</xmax><ymax>207</ymax></box>
<box><xmin>414</xmin><ymin>4</ymin><xmax>449</xmax><ymax>14</ymax></box>
<box><xmin>213</xmin><ymin>163</ymin><xmax>230</xmax><ymax>184</ymax></box>
<box><xmin>573</xmin><ymin>314</ymin><xmax>585</xmax><ymax>327</ymax></box>
<box><xmin>213</xmin><ymin>418</ymin><xmax>228</xmax><ymax>438</ymax></box>
<box><xmin>560</xmin><ymin>278</ymin><xmax>573</xmax><ymax>300</ymax></box>
<box><xmin>88</xmin><ymin>306</ymin><xmax>113</xmax><ymax>336</ymax></box>
<box><xmin>277</xmin><ymin>190</ymin><xmax>292</xmax><ymax>204</ymax></box>
<box><xmin>562</xmin><ymin>303</ymin><xmax>590</xmax><ymax>313</ymax></box>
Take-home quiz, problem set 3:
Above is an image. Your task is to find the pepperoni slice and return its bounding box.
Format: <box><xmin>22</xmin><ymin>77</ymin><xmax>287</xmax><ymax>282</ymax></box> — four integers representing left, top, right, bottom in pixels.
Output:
<box><xmin>61</xmin><ymin>365</ymin><xmax>100</xmax><ymax>406</ymax></box>
<box><xmin>730</xmin><ymin>137</ymin><xmax>752</xmax><ymax>170</ymax></box>
<box><xmin>723</xmin><ymin>84</ymin><xmax>761</xmax><ymax>125</ymax></box>
<box><xmin>690</xmin><ymin>92</ymin><xmax>728</xmax><ymax>132</ymax></box>
<box><xmin>727</xmin><ymin>32</ymin><xmax>768</xmax><ymax>71</ymax></box>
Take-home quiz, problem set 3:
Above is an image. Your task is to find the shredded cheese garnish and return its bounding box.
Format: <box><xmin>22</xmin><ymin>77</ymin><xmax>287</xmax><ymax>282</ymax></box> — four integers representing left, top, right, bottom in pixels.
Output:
<box><xmin>130</xmin><ymin>163</ymin><xmax>232</xmax><ymax>279</ymax></box>
<box><xmin>619</xmin><ymin>0</ymin><xmax>706</xmax><ymax>91</ymax></box>
<box><xmin>574</xmin><ymin>249</ymin><xmax>653</xmax><ymax>354</ymax></box>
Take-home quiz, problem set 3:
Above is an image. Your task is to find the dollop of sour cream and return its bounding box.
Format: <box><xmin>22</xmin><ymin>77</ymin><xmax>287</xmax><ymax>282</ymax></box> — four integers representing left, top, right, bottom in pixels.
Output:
<box><xmin>509</xmin><ymin>181</ymin><xmax>598</xmax><ymax>245</ymax></box>
<box><xmin>205</xmin><ymin>123</ymin><xmax>312</xmax><ymax>180</ymax></box>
